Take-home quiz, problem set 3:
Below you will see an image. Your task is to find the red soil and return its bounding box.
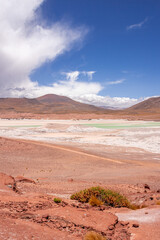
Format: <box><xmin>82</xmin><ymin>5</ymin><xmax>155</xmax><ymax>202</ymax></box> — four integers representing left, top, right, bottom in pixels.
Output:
<box><xmin>0</xmin><ymin>137</ymin><xmax>160</xmax><ymax>239</ymax></box>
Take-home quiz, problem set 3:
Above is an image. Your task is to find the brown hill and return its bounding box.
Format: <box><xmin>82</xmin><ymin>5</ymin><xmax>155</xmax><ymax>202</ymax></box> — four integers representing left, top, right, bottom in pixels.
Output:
<box><xmin>116</xmin><ymin>96</ymin><xmax>160</xmax><ymax>121</ymax></box>
<box><xmin>36</xmin><ymin>94</ymin><xmax>108</xmax><ymax>113</ymax></box>
<box><xmin>0</xmin><ymin>94</ymin><xmax>110</xmax><ymax>114</ymax></box>
<box><xmin>0</xmin><ymin>98</ymin><xmax>41</xmax><ymax>113</ymax></box>
<box><xmin>37</xmin><ymin>94</ymin><xmax>74</xmax><ymax>104</ymax></box>
<box><xmin>128</xmin><ymin>97</ymin><xmax>160</xmax><ymax>111</ymax></box>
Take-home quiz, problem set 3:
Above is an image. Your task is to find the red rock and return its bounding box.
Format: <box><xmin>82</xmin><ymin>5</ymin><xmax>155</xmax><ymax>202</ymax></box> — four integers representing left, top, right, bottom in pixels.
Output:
<box><xmin>0</xmin><ymin>172</ymin><xmax>17</xmax><ymax>191</ymax></box>
<box><xmin>68</xmin><ymin>178</ymin><xmax>74</xmax><ymax>182</ymax></box>
<box><xmin>144</xmin><ymin>184</ymin><xmax>150</xmax><ymax>190</ymax></box>
<box><xmin>42</xmin><ymin>214</ymin><xmax>50</xmax><ymax>219</ymax></box>
<box><xmin>120</xmin><ymin>221</ymin><xmax>129</xmax><ymax>226</ymax></box>
<box><xmin>108</xmin><ymin>225</ymin><xmax>114</xmax><ymax>230</ymax></box>
<box><xmin>15</xmin><ymin>176</ymin><xmax>35</xmax><ymax>184</ymax></box>
<box><xmin>132</xmin><ymin>223</ymin><xmax>139</xmax><ymax>228</ymax></box>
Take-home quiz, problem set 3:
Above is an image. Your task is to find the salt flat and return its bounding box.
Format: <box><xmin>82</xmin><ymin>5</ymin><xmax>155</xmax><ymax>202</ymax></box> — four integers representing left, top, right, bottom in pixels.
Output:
<box><xmin>0</xmin><ymin>118</ymin><xmax>160</xmax><ymax>155</ymax></box>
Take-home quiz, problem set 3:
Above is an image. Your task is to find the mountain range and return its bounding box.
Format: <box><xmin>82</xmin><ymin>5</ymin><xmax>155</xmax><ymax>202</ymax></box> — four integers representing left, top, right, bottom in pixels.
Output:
<box><xmin>0</xmin><ymin>94</ymin><xmax>109</xmax><ymax>114</ymax></box>
<box><xmin>0</xmin><ymin>94</ymin><xmax>159</xmax><ymax>120</ymax></box>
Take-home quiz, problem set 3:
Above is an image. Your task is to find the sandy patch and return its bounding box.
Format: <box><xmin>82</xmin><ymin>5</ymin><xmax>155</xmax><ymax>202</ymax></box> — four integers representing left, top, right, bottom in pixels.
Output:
<box><xmin>116</xmin><ymin>207</ymin><xmax>160</xmax><ymax>223</ymax></box>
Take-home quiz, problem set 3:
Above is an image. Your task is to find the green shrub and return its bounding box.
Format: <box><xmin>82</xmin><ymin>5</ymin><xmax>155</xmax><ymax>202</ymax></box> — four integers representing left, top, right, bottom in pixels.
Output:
<box><xmin>54</xmin><ymin>197</ymin><xmax>62</xmax><ymax>203</ymax></box>
<box><xmin>71</xmin><ymin>186</ymin><xmax>133</xmax><ymax>208</ymax></box>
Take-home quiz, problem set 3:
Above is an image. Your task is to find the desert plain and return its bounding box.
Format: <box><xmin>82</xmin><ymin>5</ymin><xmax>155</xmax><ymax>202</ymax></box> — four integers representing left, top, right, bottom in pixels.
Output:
<box><xmin>0</xmin><ymin>118</ymin><xmax>160</xmax><ymax>239</ymax></box>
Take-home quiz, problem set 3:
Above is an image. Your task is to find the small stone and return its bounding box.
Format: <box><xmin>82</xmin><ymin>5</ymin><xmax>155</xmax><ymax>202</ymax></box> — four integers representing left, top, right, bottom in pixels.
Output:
<box><xmin>108</xmin><ymin>225</ymin><xmax>114</xmax><ymax>230</ymax></box>
<box><xmin>132</xmin><ymin>223</ymin><xmax>139</xmax><ymax>228</ymax></box>
<box><xmin>144</xmin><ymin>184</ymin><xmax>150</xmax><ymax>190</ymax></box>
<box><xmin>68</xmin><ymin>178</ymin><xmax>73</xmax><ymax>182</ymax></box>
<box><xmin>99</xmin><ymin>206</ymin><xmax>105</xmax><ymax>211</ymax></box>
<box><xmin>42</xmin><ymin>214</ymin><xmax>50</xmax><ymax>219</ymax></box>
<box><xmin>120</xmin><ymin>221</ymin><xmax>129</xmax><ymax>226</ymax></box>
<box><xmin>145</xmin><ymin>212</ymin><xmax>148</xmax><ymax>214</ymax></box>
<box><xmin>157</xmin><ymin>189</ymin><xmax>160</xmax><ymax>193</ymax></box>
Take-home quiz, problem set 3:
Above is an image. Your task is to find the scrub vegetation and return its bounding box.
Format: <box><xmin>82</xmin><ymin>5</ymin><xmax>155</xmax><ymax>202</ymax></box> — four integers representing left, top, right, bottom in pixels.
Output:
<box><xmin>71</xmin><ymin>186</ymin><xmax>137</xmax><ymax>209</ymax></box>
<box><xmin>54</xmin><ymin>197</ymin><xmax>62</xmax><ymax>203</ymax></box>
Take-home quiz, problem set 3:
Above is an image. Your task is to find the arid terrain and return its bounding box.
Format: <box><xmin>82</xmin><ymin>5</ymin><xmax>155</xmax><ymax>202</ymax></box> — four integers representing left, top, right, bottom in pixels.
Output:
<box><xmin>0</xmin><ymin>95</ymin><xmax>160</xmax><ymax>120</ymax></box>
<box><xmin>0</xmin><ymin>93</ymin><xmax>160</xmax><ymax>240</ymax></box>
<box><xmin>0</xmin><ymin>117</ymin><xmax>160</xmax><ymax>240</ymax></box>
<box><xmin>0</xmin><ymin>0</ymin><xmax>160</xmax><ymax>238</ymax></box>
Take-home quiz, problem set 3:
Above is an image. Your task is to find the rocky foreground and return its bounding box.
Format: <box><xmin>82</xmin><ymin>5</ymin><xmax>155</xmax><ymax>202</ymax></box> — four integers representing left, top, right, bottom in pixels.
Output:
<box><xmin>0</xmin><ymin>172</ymin><xmax>131</xmax><ymax>240</ymax></box>
<box><xmin>0</xmin><ymin>137</ymin><xmax>160</xmax><ymax>239</ymax></box>
<box><xmin>0</xmin><ymin>172</ymin><xmax>160</xmax><ymax>240</ymax></box>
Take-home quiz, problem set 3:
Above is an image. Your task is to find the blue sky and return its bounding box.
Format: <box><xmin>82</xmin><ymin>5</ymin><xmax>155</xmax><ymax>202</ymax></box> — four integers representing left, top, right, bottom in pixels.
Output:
<box><xmin>0</xmin><ymin>0</ymin><xmax>160</xmax><ymax>108</ymax></box>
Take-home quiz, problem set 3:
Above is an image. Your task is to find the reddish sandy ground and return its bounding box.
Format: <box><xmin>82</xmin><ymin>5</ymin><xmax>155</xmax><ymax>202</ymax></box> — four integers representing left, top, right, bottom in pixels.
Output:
<box><xmin>0</xmin><ymin>111</ymin><xmax>160</xmax><ymax>121</ymax></box>
<box><xmin>0</xmin><ymin>137</ymin><xmax>160</xmax><ymax>239</ymax></box>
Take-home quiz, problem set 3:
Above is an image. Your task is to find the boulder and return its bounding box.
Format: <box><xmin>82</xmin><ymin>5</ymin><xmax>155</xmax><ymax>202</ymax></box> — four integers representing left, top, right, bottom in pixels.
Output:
<box><xmin>0</xmin><ymin>172</ymin><xmax>17</xmax><ymax>191</ymax></box>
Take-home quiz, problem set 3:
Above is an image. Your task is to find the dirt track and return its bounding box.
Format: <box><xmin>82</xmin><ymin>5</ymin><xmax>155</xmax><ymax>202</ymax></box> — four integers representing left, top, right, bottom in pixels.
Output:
<box><xmin>1</xmin><ymin>136</ymin><xmax>160</xmax><ymax>186</ymax></box>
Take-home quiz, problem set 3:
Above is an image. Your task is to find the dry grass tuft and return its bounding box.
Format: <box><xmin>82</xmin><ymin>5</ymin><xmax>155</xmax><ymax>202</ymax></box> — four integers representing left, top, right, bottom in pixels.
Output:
<box><xmin>84</xmin><ymin>231</ymin><xmax>106</xmax><ymax>240</ymax></box>
<box><xmin>89</xmin><ymin>195</ymin><xmax>104</xmax><ymax>206</ymax></box>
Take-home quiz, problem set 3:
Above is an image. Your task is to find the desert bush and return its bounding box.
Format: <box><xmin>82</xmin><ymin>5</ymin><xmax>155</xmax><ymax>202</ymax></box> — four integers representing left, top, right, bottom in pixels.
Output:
<box><xmin>54</xmin><ymin>197</ymin><xmax>62</xmax><ymax>203</ymax></box>
<box><xmin>89</xmin><ymin>195</ymin><xmax>104</xmax><ymax>206</ymax></box>
<box><xmin>84</xmin><ymin>231</ymin><xmax>106</xmax><ymax>240</ymax></box>
<box><xmin>71</xmin><ymin>186</ymin><xmax>133</xmax><ymax>208</ymax></box>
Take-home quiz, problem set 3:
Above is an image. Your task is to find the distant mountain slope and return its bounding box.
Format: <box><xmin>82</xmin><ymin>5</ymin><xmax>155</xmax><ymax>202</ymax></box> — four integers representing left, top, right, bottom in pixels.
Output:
<box><xmin>37</xmin><ymin>94</ymin><xmax>74</xmax><ymax>104</ymax></box>
<box><xmin>0</xmin><ymin>94</ymin><xmax>110</xmax><ymax>114</ymax></box>
<box><xmin>0</xmin><ymin>98</ymin><xmax>41</xmax><ymax>112</ymax></box>
<box><xmin>128</xmin><ymin>97</ymin><xmax>160</xmax><ymax>111</ymax></box>
<box><xmin>36</xmin><ymin>94</ymin><xmax>109</xmax><ymax>113</ymax></box>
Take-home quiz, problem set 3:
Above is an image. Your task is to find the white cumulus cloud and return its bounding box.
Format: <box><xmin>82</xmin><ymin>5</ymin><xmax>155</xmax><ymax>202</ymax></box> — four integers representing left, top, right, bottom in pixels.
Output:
<box><xmin>0</xmin><ymin>0</ymin><xmax>87</xmax><ymax>97</ymax></box>
<box><xmin>0</xmin><ymin>1</ymin><xmax>148</xmax><ymax>109</ymax></box>
<box><xmin>63</xmin><ymin>71</ymin><xmax>96</xmax><ymax>83</ymax></box>
<box><xmin>64</xmin><ymin>71</ymin><xmax>80</xmax><ymax>83</ymax></box>
<box><xmin>9</xmin><ymin>71</ymin><xmax>103</xmax><ymax>99</ymax></box>
<box><xmin>73</xmin><ymin>94</ymin><xmax>143</xmax><ymax>109</ymax></box>
<box><xmin>82</xmin><ymin>71</ymin><xmax>96</xmax><ymax>80</ymax></box>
